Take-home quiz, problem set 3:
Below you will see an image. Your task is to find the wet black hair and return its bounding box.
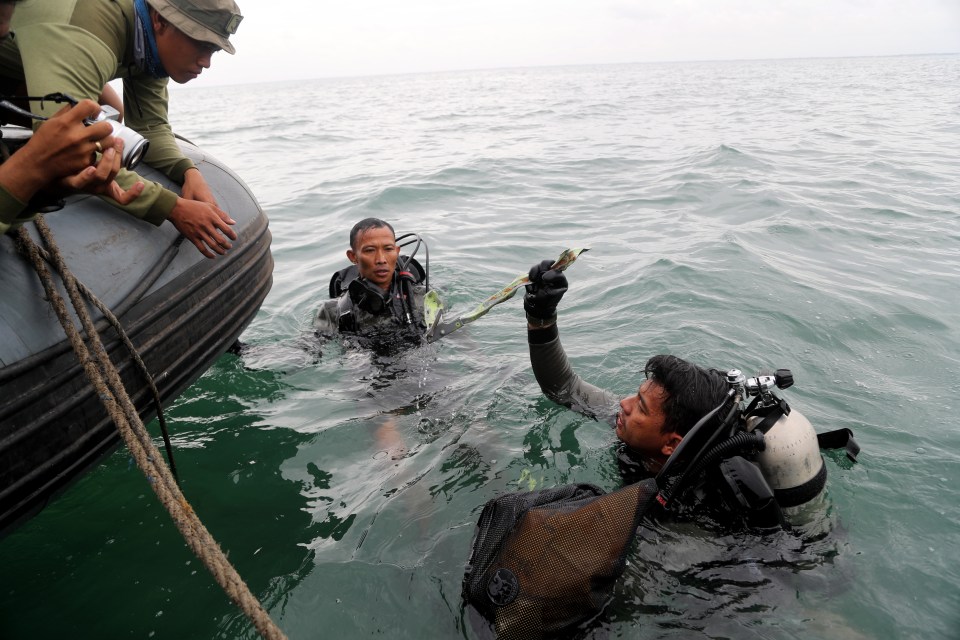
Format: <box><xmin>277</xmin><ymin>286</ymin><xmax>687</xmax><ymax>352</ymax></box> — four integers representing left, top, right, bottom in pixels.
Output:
<box><xmin>349</xmin><ymin>218</ymin><xmax>395</xmax><ymax>251</ymax></box>
<box><xmin>644</xmin><ymin>355</ymin><xmax>728</xmax><ymax>436</ymax></box>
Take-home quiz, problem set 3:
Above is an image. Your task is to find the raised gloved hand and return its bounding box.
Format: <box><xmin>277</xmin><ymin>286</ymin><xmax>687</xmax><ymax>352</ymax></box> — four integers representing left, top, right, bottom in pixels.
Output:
<box><xmin>524</xmin><ymin>259</ymin><xmax>568</xmax><ymax>325</ymax></box>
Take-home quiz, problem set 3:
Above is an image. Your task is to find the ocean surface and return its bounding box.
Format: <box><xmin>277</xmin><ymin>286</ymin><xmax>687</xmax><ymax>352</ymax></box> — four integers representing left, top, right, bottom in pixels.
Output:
<box><xmin>2</xmin><ymin>55</ymin><xmax>959</xmax><ymax>639</ymax></box>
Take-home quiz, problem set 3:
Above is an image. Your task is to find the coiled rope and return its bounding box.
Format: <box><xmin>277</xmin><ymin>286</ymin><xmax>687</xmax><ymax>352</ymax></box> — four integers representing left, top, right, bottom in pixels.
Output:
<box><xmin>15</xmin><ymin>218</ymin><xmax>287</xmax><ymax>640</ymax></box>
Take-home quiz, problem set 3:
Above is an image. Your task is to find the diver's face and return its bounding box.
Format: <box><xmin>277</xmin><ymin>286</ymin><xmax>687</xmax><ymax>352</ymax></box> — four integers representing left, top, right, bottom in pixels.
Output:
<box><xmin>152</xmin><ymin>12</ymin><xmax>219</xmax><ymax>84</ymax></box>
<box><xmin>616</xmin><ymin>379</ymin><xmax>678</xmax><ymax>469</ymax></box>
<box><xmin>0</xmin><ymin>5</ymin><xmax>16</xmax><ymax>42</ymax></box>
<box><xmin>347</xmin><ymin>227</ymin><xmax>398</xmax><ymax>291</ymax></box>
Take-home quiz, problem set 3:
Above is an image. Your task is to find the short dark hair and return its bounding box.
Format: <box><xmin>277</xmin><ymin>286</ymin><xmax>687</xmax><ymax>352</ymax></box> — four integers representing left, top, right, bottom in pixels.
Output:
<box><xmin>349</xmin><ymin>218</ymin><xmax>395</xmax><ymax>251</ymax></box>
<box><xmin>644</xmin><ymin>355</ymin><xmax>728</xmax><ymax>436</ymax></box>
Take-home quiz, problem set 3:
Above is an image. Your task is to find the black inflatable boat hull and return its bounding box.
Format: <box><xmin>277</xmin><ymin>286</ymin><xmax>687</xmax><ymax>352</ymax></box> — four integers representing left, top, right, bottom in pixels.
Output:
<box><xmin>0</xmin><ymin>139</ymin><xmax>272</xmax><ymax>537</ymax></box>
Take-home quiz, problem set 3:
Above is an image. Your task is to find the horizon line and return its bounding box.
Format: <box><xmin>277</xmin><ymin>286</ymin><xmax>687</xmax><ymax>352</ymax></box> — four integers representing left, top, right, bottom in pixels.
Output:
<box><xmin>171</xmin><ymin>51</ymin><xmax>959</xmax><ymax>92</ymax></box>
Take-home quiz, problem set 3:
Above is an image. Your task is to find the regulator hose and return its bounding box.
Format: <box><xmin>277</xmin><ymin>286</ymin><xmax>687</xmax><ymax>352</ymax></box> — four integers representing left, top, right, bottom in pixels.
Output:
<box><xmin>657</xmin><ymin>430</ymin><xmax>766</xmax><ymax>509</ymax></box>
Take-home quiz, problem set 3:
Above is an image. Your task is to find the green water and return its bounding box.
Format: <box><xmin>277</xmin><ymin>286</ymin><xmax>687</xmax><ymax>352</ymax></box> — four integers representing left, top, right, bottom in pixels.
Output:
<box><xmin>3</xmin><ymin>56</ymin><xmax>959</xmax><ymax>639</ymax></box>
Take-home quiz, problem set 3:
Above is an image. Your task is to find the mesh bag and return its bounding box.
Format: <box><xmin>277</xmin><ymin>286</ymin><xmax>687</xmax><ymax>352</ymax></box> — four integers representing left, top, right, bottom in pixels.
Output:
<box><xmin>463</xmin><ymin>479</ymin><xmax>659</xmax><ymax>639</ymax></box>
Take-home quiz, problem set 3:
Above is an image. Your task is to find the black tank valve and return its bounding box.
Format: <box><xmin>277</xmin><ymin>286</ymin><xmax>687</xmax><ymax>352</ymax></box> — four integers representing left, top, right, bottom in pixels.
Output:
<box><xmin>775</xmin><ymin>369</ymin><xmax>793</xmax><ymax>389</ymax></box>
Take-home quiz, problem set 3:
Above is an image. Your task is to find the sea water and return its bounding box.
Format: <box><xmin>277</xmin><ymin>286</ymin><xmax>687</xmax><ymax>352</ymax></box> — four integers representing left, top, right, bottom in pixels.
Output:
<box><xmin>1</xmin><ymin>55</ymin><xmax>958</xmax><ymax>639</ymax></box>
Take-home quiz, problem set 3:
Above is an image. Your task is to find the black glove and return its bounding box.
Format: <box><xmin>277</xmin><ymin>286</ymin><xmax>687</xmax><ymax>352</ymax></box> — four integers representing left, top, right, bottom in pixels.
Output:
<box><xmin>524</xmin><ymin>259</ymin><xmax>568</xmax><ymax>324</ymax></box>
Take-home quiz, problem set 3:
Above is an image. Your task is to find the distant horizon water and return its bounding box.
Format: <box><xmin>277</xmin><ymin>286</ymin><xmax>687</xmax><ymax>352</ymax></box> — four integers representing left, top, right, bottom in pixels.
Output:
<box><xmin>168</xmin><ymin>50</ymin><xmax>960</xmax><ymax>91</ymax></box>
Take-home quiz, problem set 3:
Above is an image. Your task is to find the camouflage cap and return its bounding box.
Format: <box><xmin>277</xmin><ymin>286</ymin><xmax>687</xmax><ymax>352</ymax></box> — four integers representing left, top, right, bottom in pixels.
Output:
<box><xmin>147</xmin><ymin>0</ymin><xmax>243</xmax><ymax>55</ymax></box>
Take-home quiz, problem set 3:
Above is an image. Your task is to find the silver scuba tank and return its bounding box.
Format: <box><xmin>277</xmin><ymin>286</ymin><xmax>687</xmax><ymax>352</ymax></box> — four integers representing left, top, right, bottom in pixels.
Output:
<box><xmin>746</xmin><ymin>408</ymin><xmax>827</xmax><ymax>508</ymax></box>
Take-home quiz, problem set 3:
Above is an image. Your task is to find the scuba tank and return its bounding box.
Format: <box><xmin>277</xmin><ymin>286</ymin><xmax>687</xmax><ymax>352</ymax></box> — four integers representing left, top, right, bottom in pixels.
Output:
<box><xmin>655</xmin><ymin>368</ymin><xmax>859</xmax><ymax>530</ymax></box>
<box><xmin>747</xmin><ymin>406</ymin><xmax>826</xmax><ymax>508</ymax></box>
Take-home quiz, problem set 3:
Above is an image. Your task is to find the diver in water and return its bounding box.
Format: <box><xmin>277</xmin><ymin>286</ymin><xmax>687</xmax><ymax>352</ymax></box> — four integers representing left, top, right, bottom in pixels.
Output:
<box><xmin>524</xmin><ymin>259</ymin><xmax>727</xmax><ymax>476</ymax></box>
<box><xmin>461</xmin><ymin>260</ymin><xmax>859</xmax><ymax>637</ymax></box>
<box><xmin>315</xmin><ymin>218</ymin><xmax>434</xmax><ymax>349</ymax></box>
<box><xmin>522</xmin><ymin>259</ymin><xmax>857</xmax><ymax>530</ymax></box>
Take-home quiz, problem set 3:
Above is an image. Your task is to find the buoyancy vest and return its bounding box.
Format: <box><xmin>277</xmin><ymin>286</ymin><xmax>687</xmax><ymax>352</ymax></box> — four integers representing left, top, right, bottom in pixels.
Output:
<box><xmin>323</xmin><ymin>256</ymin><xmax>428</xmax><ymax>339</ymax></box>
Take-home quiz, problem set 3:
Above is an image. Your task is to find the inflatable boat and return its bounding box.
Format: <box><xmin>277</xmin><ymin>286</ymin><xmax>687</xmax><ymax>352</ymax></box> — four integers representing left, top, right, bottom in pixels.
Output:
<box><xmin>0</xmin><ymin>136</ymin><xmax>273</xmax><ymax>537</ymax></box>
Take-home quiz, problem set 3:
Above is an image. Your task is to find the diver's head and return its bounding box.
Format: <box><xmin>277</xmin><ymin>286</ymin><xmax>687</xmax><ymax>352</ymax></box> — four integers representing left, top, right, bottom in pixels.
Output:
<box><xmin>349</xmin><ymin>218</ymin><xmax>395</xmax><ymax>252</ymax></box>
<box><xmin>645</xmin><ymin>355</ymin><xmax>729</xmax><ymax>437</ymax></box>
<box><xmin>617</xmin><ymin>355</ymin><xmax>728</xmax><ymax>470</ymax></box>
<box><xmin>148</xmin><ymin>0</ymin><xmax>242</xmax><ymax>83</ymax></box>
<box><xmin>347</xmin><ymin>218</ymin><xmax>399</xmax><ymax>292</ymax></box>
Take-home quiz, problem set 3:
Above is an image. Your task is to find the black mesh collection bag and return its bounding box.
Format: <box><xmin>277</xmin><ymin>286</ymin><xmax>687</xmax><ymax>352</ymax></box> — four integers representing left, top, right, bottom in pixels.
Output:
<box><xmin>463</xmin><ymin>478</ymin><xmax>660</xmax><ymax>639</ymax></box>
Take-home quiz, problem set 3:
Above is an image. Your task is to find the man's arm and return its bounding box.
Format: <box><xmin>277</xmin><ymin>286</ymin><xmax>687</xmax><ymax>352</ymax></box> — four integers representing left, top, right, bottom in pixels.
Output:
<box><xmin>127</xmin><ymin>80</ymin><xmax>237</xmax><ymax>257</ymax></box>
<box><xmin>525</xmin><ymin>260</ymin><xmax>619</xmax><ymax>420</ymax></box>
<box><xmin>528</xmin><ymin>323</ymin><xmax>619</xmax><ymax>420</ymax></box>
<box><xmin>123</xmin><ymin>74</ymin><xmax>194</xmax><ymax>182</ymax></box>
<box><xmin>12</xmin><ymin>18</ymin><xmax>234</xmax><ymax>256</ymax></box>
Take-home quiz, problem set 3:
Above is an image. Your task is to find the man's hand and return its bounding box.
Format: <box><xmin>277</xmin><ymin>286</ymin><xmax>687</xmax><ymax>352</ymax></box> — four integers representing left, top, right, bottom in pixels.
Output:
<box><xmin>59</xmin><ymin>139</ymin><xmax>145</xmax><ymax>204</ymax></box>
<box><xmin>168</xmin><ymin>196</ymin><xmax>237</xmax><ymax>259</ymax></box>
<box><xmin>524</xmin><ymin>259</ymin><xmax>568</xmax><ymax>326</ymax></box>
<box><xmin>0</xmin><ymin>99</ymin><xmax>115</xmax><ymax>202</ymax></box>
<box><xmin>181</xmin><ymin>166</ymin><xmax>218</xmax><ymax>206</ymax></box>
<box><xmin>32</xmin><ymin>100</ymin><xmax>116</xmax><ymax>178</ymax></box>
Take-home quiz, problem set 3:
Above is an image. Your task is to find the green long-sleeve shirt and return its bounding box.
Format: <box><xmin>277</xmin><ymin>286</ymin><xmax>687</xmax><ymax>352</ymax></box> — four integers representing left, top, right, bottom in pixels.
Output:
<box><xmin>0</xmin><ymin>0</ymin><xmax>186</xmax><ymax>230</ymax></box>
<box><xmin>0</xmin><ymin>184</ymin><xmax>27</xmax><ymax>234</ymax></box>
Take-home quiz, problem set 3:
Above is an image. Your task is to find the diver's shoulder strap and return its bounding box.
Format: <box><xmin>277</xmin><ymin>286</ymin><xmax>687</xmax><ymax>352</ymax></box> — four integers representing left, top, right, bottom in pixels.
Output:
<box><xmin>329</xmin><ymin>265</ymin><xmax>359</xmax><ymax>298</ymax></box>
<box><xmin>817</xmin><ymin>428</ymin><xmax>860</xmax><ymax>463</ymax></box>
<box><xmin>336</xmin><ymin>293</ymin><xmax>357</xmax><ymax>332</ymax></box>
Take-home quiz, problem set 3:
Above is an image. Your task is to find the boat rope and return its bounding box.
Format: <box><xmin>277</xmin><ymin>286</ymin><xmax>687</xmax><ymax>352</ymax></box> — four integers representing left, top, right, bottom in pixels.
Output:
<box><xmin>15</xmin><ymin>218</ymin><xmax>287</xmax><ymax>640</ymax></box>
<box><xmin>30</xmin><ymin>242</ymin><xmax>180</xmax><ymax>482</ymax></box>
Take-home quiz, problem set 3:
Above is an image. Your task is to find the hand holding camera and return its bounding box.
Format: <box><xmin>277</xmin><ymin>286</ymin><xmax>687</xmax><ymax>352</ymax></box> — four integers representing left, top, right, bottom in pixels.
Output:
<box><xmin>0</xmin><ymin>92</ymin><xmax>149</xmax><ymax>171</ymax></box>
<box><xmin>0</xmin><ymin>99</ymin><xmax>126</xmax><ymax>205</ymax></box>
<box><xmin>84</xmin><ymin>104</ymin><xmax>149</xmax><ymax>170</ymax></box>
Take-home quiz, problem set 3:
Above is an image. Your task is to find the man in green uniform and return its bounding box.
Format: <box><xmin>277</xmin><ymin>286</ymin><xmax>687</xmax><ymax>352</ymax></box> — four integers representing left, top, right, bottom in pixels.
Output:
<box><xmin>0</xmin><ymin>0</ymin><xmax>243</xmax><ymax>258</ymax></box>
<box><xmin>0</xmin><ymin>0</ymin><xmax>143</xmax><ymax>229</ymax></box>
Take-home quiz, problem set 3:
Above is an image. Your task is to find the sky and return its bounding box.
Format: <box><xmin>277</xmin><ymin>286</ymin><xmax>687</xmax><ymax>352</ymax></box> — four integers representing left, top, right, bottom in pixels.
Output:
<box><xmin>182</xmin><ymin>0</ymin><xmax>960</xmax><ymax>88</ymax></box>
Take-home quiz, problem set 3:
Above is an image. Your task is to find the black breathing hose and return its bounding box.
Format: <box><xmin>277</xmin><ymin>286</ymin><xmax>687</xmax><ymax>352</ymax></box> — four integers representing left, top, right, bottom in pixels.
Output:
<box><xmin>659</xmin><ymin>430</ymin><xmax>766</xmax><ymax>508</ymax></box>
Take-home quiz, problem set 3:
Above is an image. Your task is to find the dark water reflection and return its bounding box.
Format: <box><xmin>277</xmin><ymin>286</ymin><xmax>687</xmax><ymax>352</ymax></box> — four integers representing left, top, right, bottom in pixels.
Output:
<box><xmin>601</xmin><ymin>515</ymin><xmax>864</xmax><ymax>640</ymax></box>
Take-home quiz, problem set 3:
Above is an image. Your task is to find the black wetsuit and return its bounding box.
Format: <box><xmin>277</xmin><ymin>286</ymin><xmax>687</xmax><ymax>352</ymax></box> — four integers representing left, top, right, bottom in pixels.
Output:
<box><xmin>527</xmin><ymin>323</ymin><xmax>758</xmax><ymax>527</ymax></box>
<box><xmin>527</xmin><ymin>323</ymin><xmax>656</xmax><ymax>483</ymax></box>
<box><xmin>315</xmin><ymin>277</ymin><xmax>427</xmax><ymax>348</ymax></box>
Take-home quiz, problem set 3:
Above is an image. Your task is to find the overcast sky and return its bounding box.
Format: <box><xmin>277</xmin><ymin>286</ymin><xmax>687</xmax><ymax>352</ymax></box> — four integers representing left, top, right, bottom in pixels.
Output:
<box><xmin>182</xmin><ymin>0</ymin><xmax>960</xmax><ymax>88</ymax></box>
